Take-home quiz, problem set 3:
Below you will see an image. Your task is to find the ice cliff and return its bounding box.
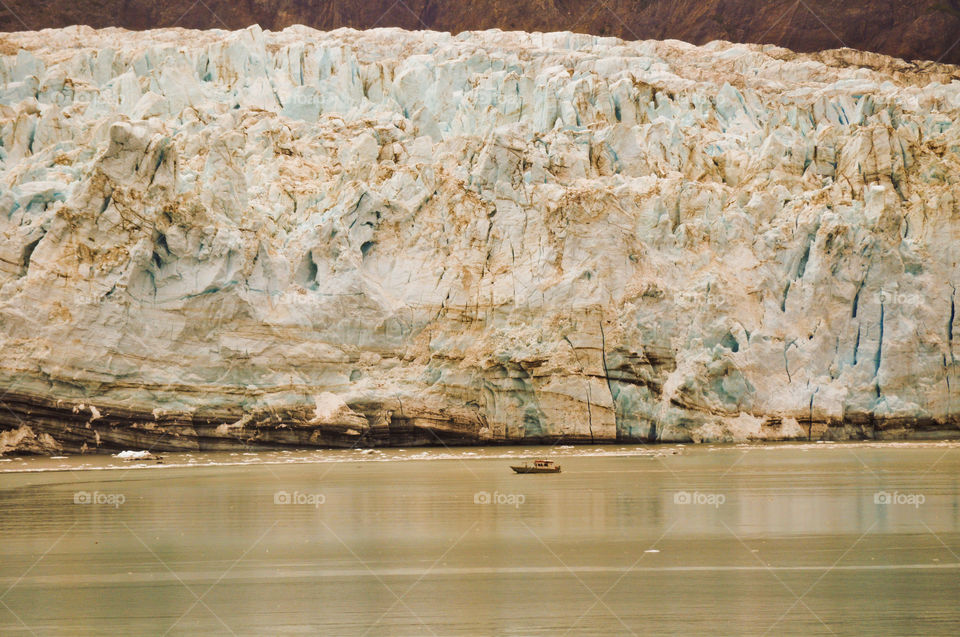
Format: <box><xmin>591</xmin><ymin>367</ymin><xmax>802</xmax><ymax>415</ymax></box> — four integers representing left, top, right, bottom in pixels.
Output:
<box><xmin>0</xmin><ymin>26</ymin><xmax>959</xmax><ymax>451</ymax></box>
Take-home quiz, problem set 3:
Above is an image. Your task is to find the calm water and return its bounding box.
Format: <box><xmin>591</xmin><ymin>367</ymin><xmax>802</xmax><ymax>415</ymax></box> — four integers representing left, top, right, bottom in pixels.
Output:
<box><xmin>1</xmin><ymin>443</ymin><xmax>959</xmax><ymax>635</ymax></box>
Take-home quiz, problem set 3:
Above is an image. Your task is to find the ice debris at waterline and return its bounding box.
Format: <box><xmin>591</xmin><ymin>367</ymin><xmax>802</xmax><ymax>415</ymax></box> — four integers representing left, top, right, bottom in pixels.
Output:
<box><xmin>0</xmin><ymin>26</ymin><xmax>958</xmax><ymax>453</ymax></box>
<box><xmin>113</xmin><ymin>449</ymin><xmax>159</xmax><ymax>460</ymax></box>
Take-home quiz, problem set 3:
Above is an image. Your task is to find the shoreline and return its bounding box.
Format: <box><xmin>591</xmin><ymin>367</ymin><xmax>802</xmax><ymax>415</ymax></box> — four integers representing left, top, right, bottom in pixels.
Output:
<box><xmin>2</xmin><ymin>439</ymin><xmax>957</xmax><ymax>474</ymax></box>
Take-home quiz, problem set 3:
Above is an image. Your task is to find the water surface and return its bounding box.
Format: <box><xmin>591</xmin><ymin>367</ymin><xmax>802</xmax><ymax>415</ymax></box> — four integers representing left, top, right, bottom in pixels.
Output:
<box><xmin>1</xmin><ymin>443</ymin><xmax>958</xmax><ymax>635</ymax></box>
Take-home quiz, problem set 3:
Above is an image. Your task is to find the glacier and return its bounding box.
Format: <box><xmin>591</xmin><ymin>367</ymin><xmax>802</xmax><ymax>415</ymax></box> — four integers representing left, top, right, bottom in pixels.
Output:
<box><xmin>0</xmin><ymin>25</ymin><xmax>958</xmax><ymax>452</ymax></box>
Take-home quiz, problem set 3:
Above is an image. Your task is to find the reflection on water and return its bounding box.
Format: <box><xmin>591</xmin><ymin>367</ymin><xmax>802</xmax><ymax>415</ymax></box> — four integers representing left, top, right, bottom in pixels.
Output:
<box><xmin>1</xmin><ymin>444</ymin><xmax>958</xmax><ymax>635</ymax></box>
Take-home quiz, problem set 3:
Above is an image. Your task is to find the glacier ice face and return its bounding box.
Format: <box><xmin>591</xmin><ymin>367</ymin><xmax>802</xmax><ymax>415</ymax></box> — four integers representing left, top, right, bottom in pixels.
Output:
<box><xmin>0</xmin><ymin>25</ymin><xmax>959</xmax><ymax>450</ymax></box>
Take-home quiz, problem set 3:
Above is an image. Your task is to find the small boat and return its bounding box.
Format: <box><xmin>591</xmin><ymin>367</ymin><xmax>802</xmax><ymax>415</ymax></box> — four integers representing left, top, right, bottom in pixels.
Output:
<box><xmin>511</xmin><ymin>458</ymin><xmax>561</xmax><ymax>474</ymax></box>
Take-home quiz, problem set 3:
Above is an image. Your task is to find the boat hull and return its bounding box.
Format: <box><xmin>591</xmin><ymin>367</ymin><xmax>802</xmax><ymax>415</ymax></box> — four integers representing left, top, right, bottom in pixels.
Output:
<box><xmin>511</xmin><ymin>466</ymin><xmax>561</xmax><ymax>474</ymax></box>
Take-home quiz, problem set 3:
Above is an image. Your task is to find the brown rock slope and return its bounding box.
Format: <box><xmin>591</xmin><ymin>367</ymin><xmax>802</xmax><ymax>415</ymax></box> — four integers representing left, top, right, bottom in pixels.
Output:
<box><xmin>1</xmin><ymin>0</ymin><xmax>958</xmax><ymax>64</ymax></box>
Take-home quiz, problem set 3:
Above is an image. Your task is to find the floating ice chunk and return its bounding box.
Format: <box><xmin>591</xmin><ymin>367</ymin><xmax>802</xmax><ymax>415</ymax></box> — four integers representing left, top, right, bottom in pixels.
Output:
<box><xmin>114</xmin><ymin>450</ymin><xmax>156</xmax><ymax>460</ymax></box>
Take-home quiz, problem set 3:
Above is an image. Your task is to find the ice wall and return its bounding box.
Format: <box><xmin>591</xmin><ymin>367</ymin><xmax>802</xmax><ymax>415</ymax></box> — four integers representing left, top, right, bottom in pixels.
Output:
<box><xmin>0</xmin><ymin>26</ymin><xmax>958</xmax><ymax>450</ymax></box>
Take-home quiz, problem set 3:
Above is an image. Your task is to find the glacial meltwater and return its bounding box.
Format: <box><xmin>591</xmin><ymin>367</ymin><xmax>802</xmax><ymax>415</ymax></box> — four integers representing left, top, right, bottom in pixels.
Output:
<box><xmin>1</xmin><ymin>443</ymin><xmax>958</xmax><ymax>635</ymax></box>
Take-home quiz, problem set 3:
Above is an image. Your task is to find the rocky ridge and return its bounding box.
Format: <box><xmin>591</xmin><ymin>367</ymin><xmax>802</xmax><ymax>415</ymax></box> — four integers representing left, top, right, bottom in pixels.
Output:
<box><xmin>1</xmin><ymin>0</ymin><xmax>959</xmax><ymax>65</ymax></box>
<box><xmin>0</xmin><ymin>26</ymin><xmax>959</xmax><ymax>452</ymax></box>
